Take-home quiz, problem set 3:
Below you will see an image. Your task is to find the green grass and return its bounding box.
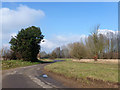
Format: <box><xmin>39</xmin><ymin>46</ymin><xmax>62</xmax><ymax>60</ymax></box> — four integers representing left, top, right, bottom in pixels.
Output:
<box><xmin>45</xmin><ymin>60</ymin><xmax>118</xmax><ymax>83</ymax></box>
<box><xmin>2</xmin><ymin>60</ymin><xmax>40</xmax><ymax>70</ymax></box>
<box><xmin>40</xmin><ymin>59</ymin><xmax>54</xmax><ymax>62</ymax></box>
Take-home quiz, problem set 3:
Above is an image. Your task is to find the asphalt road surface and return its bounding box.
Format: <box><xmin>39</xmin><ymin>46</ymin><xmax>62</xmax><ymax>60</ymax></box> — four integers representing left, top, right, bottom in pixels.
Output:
<box><xmin>2</xmin><ymin>61</ymin><xmax>66</xmax><ymax>88</ymax></box>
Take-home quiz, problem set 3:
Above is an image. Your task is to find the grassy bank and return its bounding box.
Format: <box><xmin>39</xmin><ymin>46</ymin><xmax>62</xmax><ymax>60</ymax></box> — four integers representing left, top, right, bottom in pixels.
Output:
<box><xmin>2</xmin><ymin>60</ymin><xmax>40</xmax><ymax>70</ymax></box>
<box><xmin>45</xmin><ymin>60</ymin><xmax>118</xmax><ymax>83</ymax></box>
<box><xmin>39</xmin><ymin>59</ymin><xmax>54</xmax><ymax>62</ymax></box>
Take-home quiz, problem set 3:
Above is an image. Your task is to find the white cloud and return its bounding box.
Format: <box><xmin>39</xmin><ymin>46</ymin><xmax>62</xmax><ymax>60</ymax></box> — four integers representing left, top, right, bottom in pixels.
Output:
<box><xmin>40</xmin><ymin>39</ymin><xmax>58</xmax><ymax>53</ymax></box>
<box><xmin>56</xmin><ymin>34</ymin><xmax>87</xmax><ymax>44</ymax></box>
<box><xmin>1</xmin><ymin>5</ymin><xmax>45</xmax><ymax>33</ymax></box>
<box><xmin>40</xmin><ymin>34</ymin><xmax>88</xmax><ymax>53</ymax></box>
<box><xmin>41</xmin><ymin>39</ymin><xmax>57</xmax><ymax>49</ymax></box>
<box><xmin>98</xmin><ymin>29</ymin><xmax>119</xmax><ymax>39</ymax></box>
<box><xmin>98</xmin><ymin>29</ymin><xmax>118</xmax><ymax>35</ymax></box>
<box><xmin>0</xmin><ymin>5</ymin><xmax>45</xmax><ymax>46</ymax></box>
<box><xmin>55</xmin><ymin>36</ymin><xmax>67</xmax><ymax>41</ymax></box>
<box><xmin>40</xmin><ymin>29</ymin><xmax>119</xmax><ymax>53</ymax></box>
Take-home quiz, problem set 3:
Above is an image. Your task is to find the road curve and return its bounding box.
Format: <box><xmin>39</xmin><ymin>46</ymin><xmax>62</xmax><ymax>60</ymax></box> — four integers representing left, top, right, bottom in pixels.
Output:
<box><xmin>2</xmin><ymin>61</ymin><xmax>66</xmax><ymax>88</ymax></box>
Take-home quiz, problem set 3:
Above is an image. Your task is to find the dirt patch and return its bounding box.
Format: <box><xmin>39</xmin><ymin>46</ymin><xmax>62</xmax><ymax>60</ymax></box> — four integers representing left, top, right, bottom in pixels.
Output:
<box><xmin>44</xmin><ymin>69</ymin><xmax>119</xmax><ymax>88</ymax></box>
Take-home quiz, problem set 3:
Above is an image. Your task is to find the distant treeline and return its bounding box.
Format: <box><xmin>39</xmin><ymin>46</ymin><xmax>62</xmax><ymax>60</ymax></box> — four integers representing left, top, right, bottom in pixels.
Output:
<box><xmin>38</xmin><ymin>28</ymin><xmax>120</xmax><ymax>60</ymax></box>
<box><xmin>1</xmin><ymin>26</ymin><xmax>120</xmax><ymax>60</ymax></box>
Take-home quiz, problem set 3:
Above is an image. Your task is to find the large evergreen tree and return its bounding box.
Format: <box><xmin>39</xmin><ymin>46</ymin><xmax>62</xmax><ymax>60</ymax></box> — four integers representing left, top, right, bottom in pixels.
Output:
<box><xmin>9</xmin><ymin>26</ymin><xmax>44</xmax><ymax>62</ymax></box>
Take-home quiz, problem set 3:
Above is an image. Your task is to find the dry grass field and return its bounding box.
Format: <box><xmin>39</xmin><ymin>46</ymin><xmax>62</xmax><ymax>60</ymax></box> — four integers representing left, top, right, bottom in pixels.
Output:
<box><xmin>72</xmin><ymin>59</ymin><xmax>118</xmax><ymax>64</ymax></box>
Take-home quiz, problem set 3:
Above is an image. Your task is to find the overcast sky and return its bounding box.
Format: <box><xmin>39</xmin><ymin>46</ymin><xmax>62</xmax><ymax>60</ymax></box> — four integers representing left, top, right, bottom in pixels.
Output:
<box><xmin>1</xmin><ymin>2</ymin><xmax>118</xmax><ymax>53</ymax></box>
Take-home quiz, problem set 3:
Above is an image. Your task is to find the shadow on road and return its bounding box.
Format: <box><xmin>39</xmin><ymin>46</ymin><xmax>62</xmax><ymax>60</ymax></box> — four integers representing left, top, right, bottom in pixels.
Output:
<box><xmin>36</xmin><ymin>60</ymin><xmax>66</xmax><ymax>64</ymax></box>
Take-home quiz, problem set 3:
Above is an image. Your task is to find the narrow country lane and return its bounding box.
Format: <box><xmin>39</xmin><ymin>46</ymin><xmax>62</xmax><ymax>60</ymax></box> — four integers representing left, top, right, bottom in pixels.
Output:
<box><xmin>2</xmin><ymin>61</ymin><xmax>66</xmax><ymax>88</ymax></box>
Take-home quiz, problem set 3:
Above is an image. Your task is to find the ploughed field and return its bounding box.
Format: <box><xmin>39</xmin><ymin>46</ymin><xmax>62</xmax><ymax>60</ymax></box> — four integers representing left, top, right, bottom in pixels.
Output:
<box><xmin>44</xmin><ymin>59</ymin><xmax>119</xmax><ymax>88</ymax></box>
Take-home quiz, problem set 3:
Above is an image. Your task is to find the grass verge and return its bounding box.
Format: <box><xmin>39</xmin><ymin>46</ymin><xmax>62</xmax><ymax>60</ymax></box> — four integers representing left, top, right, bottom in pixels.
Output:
<box><xmin>39</xmin><ymin>59</ymin><xmax>54</xmax><ymax>62</ymax></box>
<box><xmin>45</xmin><ymin>60</ymin><xmax>118</xmax><ymax>83</ymax></box>
<box><xmin>2</xmin><ymin>60</ymin><xmax>40</xmax><ymax>70</ymax></box>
